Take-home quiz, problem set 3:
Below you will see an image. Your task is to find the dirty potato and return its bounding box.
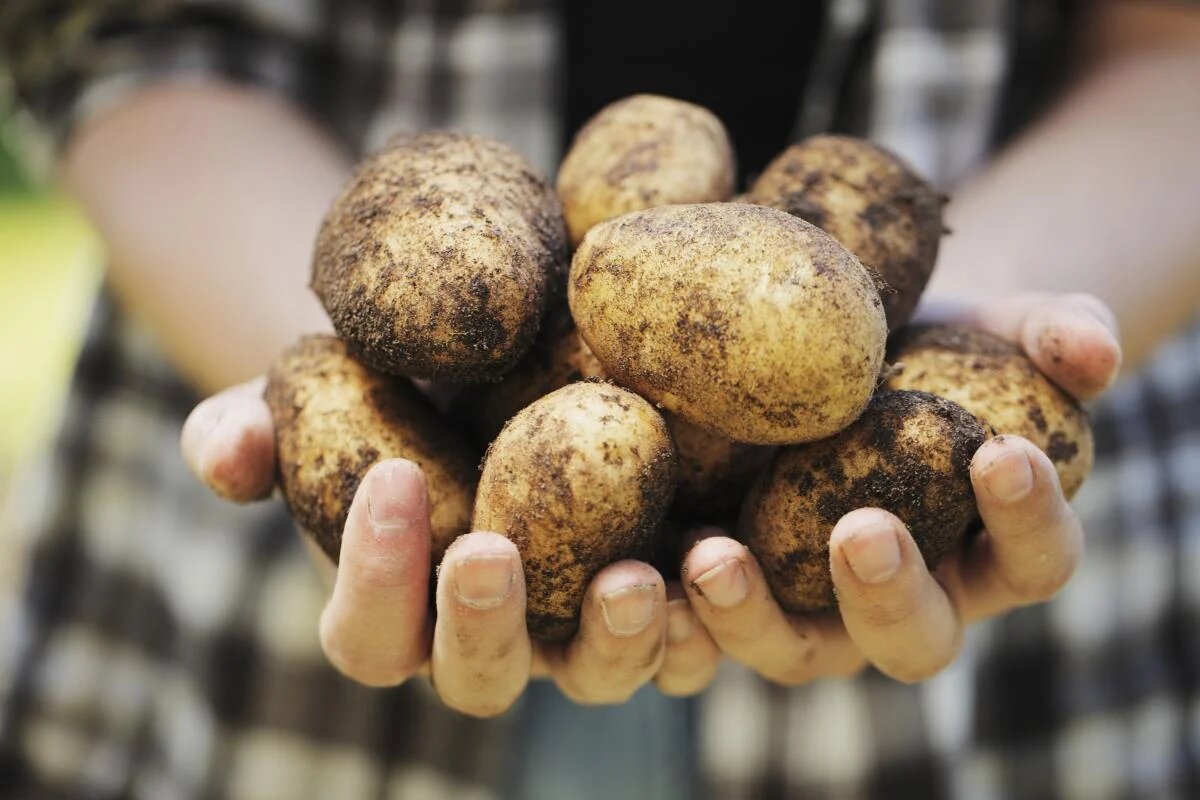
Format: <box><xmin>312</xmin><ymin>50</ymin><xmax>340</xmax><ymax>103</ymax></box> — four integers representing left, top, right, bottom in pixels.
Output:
<box><xmin>312</xmin><ymin>131</ymin><xmax>568</xmax><ymax>383</ymax></box>
<box><xmin>745</xmin><ymin>135</ymin><xmax>943</xmax><ymax>331</ymax></box>
<box><xmin>570</xmin><ymin>203</ymin><xmax>887</xmax><ymax>445</ymax></box>
<box><xmin>470</xmin><ymin>319</ymin><xmax>763</xmax><ymax>520</ymax></box>
<box><xmin>472</xmin><ymin>319</ymin><xmax>768</xmax><ymax>519</ymax></box>
<box><xmin>667</xmin><ymin>415</ymin><xmax>774</xmax><ymax>522</ymax></box>
<box><xmin>469</xmin><ymin>314</ymin><xmax>607</xmax><ymax>442</ymax></box>
<box><xmin>741</xmin><ymin>390</ymin><xmax>986</xmax><ymax>613</ymax></box>
<box><xmin>886</xmin><ymin>325</ymin><xmax>1094</xmax><ymax>498</ymax></box>
<box><xmin>557</xmin><ymin>94</ymin><xmax>736</xmax><ymax>246</ymax></box>
<box><xmin>265</xmin><ymin>335</ymin><xmax>477</xmax><ymax>565</ymax></box>
<box><xmin>473</xmin><ymin>382</ymin><xmax>677</xmax><ymax>641</ymax></box>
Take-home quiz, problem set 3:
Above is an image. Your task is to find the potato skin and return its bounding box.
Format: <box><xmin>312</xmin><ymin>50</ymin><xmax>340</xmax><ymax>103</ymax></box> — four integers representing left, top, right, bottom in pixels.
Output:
<box><xmin>470</xmin><ymin>314</ymin><xmax>608</xmax><ymax>442</ymax></box>
<box><xmin>265</xmin><ymin>335</ymin><xmax>477</xmax><ymax>565</ymax></box>
<box><xmin>741</xmin><ymin>390</ymin><xmax>986</xmax><ymax>613</ymax></box>
<box><xmin>667</xmin><ymin>415</ymin><xmax>774</xmax><ymax>522</ymax></box>
<box><xmin>474</xmin><ymin>382</ymin><xmax>677</xmax><ymax>641</ymax></box>
<box><xmin>746</xmin><ymin>135</ymin><xmax>942</xmax><ymax>331</ymax></box>
<box><xmin>569</xmin><ymin>203</ymin><xmax>887</xmax><ymax>445</ymax></box>
<box><xmin>473</xmin><ymin>318</ymin><xmax>769</xmax><ymax>519</ymax></box>
<box><xmin>312</xmin><ymin>131</ymin><xmax>568</xmax><ymax>383</ymax></box>
<box><xmin>886</xmin><ymin>325</ymin><xmax>1094</xmax><ymax>498</ymax></box>
<box><xmin>557</xmin><ymin>95</ymin><xmax>735</xmax><ymax>246</ymax></box>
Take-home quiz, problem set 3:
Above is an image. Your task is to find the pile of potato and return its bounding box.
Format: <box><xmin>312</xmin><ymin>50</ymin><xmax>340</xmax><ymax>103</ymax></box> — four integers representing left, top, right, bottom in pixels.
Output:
<box><xmin>266</xmin><ymin>95</ymin><xmax>1093</xmax><ymax>640</ymax></box>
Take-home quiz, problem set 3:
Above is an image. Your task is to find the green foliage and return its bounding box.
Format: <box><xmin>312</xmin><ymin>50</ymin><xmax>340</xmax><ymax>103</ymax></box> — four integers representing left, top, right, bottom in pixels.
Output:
<box><xmin>0</xmin><ymin>141</ymin><xmax>30</xmax><ymax>193</ymax></box>
<box><xmin>0</xmin><ymin>105</ymin><xmax>37</xmax><ymax>196</ymax></box>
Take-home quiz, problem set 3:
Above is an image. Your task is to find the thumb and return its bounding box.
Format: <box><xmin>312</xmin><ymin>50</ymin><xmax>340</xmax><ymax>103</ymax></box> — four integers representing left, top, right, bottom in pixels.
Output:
<box><xmin>181</xmin><ymin>377</ymin><xmax>275</xmax><ymax>502</ymax></box>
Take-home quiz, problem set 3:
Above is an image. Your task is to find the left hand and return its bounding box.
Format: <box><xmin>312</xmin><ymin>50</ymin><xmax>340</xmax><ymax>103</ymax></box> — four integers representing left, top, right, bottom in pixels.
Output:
<box><xmin>183</xmin><ymin>389</ymin><xmax>679</xmax><ymax>715</ymax></box>
<box><xmin>657</xmin><ymin>292</ymin><xmax>1121</xmax><ymax>690</ymax></box>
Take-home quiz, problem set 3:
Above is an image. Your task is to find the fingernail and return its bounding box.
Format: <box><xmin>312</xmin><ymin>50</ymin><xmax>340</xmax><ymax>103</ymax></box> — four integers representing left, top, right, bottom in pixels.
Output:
<box><xmin>666</xmin><ymin>599</ymin><xmax>693</xmax><ymax>643</ymax></box>
<box><xmin>601</xmin><ymin>584</ymin><xmax>658</xmax><ymax>637</ymax></box>
<box><xmin>692</xmin><ymin>559</ymin><xmax>749</xmax><ymax>609</ymax></box>
<box><xmin>979</xmin><ymin>445</ymin><xmax>1034</xmax><ymax>503</ymax></box>
<box><xmin>366</xmin><ymin>462</ymin><xmax>425</xmax><ymax>531</ymax></box>
<box><xmin>839</xmin><ymin>520</ymin><xmax>902</xmax><ymax>584</ymax></box>
<box><xmin>454</xmin><ymin>553</ymin><xmax>515</xmax><ymax>609</ymax></box>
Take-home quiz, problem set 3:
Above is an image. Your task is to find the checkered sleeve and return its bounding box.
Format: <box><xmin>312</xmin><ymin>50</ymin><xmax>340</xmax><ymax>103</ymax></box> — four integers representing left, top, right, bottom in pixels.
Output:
<box><xmin>0</xmin><ymin>0</ymin><xmax>330</xmax><ymax>156</ymax></box>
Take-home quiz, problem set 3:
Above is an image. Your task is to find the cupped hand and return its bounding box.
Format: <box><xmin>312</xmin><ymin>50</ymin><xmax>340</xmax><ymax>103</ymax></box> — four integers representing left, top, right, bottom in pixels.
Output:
<box><xmin>180</xmin><ymin>386</ymin><xmax>716</xmax><ymax>715</ymax></box>
<box><xmin>678</xmin><ymin>291</ymin><xmax>1121</xmax><ymax>686</ymax></box>
<box><xmin>181</xmin><ymin>290</ymin><xmax>1119</xmax><ymax>700</ymax></box>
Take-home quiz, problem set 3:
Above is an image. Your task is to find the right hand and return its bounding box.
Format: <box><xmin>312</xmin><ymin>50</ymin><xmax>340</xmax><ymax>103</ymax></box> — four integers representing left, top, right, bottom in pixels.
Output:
<box><xmin>180</xmin><ymin>380</ymin><xmax>721</xmax><ymax>717</ymax></box>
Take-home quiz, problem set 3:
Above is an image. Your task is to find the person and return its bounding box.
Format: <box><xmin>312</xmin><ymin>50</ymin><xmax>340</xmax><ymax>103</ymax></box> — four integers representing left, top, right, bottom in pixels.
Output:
<box><xmin>0</xmin><ymin>0</ymin><xmax>1196</xmax><ymax>797</ymax></box>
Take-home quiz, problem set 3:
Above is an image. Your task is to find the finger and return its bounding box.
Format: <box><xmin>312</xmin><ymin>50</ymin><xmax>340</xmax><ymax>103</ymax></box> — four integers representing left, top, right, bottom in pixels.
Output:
<box><xmin>301</xmin><ymin>536</ymin><xmax>337</xmax><ymax>588</ymax></box>
<box><xmin>829</xmin><ymin>509</ymin><xmax>962</xmax><ymax>683</ymax></box>
<box><xmin>318</xmin><ymin>459</ymin><xmax>432</xmax><ymax>687</ymax></box>
<box><xmin>545</xmin><ymin>561</ymin><xmax>667</xmax><ymax>704</ymax></box>
<box><xmin>942</xmin><ymin>435</ymin><xmax>1084</xmax><ymax>623</ymax></box>
<box><xmin>682</xmin><ymin>534</ymin><xmax>863</xmax><ymax>685</ymax></box>
<box><xmin>1017</xmin><ymin>294</ymin><xmax>1121</xmax><ymax>400</ymax></box>
<box><xmin>654</xmin><ymin>583</ymin><xmax>721</xmax><ymax>697</ymax></box>
<box><xmin>180</xmin><ymin>377</ymin><xmax>275</xmax><ymax>502</ymax></box>
<box><xmin>948</xmin><ymin>293</ymin><xmax>1122</xmax><ymax>400</ymax></box>
<box><xmin>431</xmin><ymin>532</ymin><xmax>531</xmax><ymax>717</ymax></box>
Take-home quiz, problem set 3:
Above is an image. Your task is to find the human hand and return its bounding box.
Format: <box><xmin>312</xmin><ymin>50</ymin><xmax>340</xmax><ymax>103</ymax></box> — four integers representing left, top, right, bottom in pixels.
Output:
<box><xmin>180</xmin><ymin>383</ymin><xmax>717</xmax><ymax>714</ymax></box>
<box><xmin>676</xmin><ymin>292</ymin><xmax>1121</xmax><ymax>685</ymax></box>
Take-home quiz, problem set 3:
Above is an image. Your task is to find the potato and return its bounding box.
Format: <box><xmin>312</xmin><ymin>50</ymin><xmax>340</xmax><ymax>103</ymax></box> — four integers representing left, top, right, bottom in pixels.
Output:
<box><xmin>745</xmin><ymin>135</ymin><xmax>943</xmax><ymax>331</ymax></box>
<box><xmin>312</xmin><ymin>131</ymin><xmax>568</xmax><ymax>383</ymax></box>
<box><xmin>741</xmin><ymin>390</ymin><xmax>986</xmax><ymax>613</ymax></box>
<box><xmin>667</xmin><ymin>415</ymin><xmax>774</xmax><ymax>522</ymax></box>
<box><xmin>886</xmin><ymin>325</ymin><xmax>1094</xmax><ymax>498</ymax></box>
<box><xmin>470</xmin><ymin>314</ymin><xmax>607</xmax><ymax>442</ymax></box>
<box><xmin>557</xmin><ymin>95</ymin><xmax>736</xmax><ymax>246</ymax></box>
<box><xmin>265</xmin><ymin>335</ymin><xmax>477</xmax><ymax>565</ymax></box>
<box><xmin>474</xmin><ymin>382</ymin><xmax>677</xmax><ymax>641</ymax></box>
<box><xmin>569</xmin><ymin>202</ymin><xmax>887</xmax><ymax>445</ymax></box>
<box><xmin>473</xmin><ymin>317</ymin><xmax>769</xmax><ymax>518</ymax></box>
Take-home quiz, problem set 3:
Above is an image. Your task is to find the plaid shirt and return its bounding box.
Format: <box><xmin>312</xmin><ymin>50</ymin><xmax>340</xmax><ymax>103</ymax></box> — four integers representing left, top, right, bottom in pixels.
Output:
<box><xmin>2</xmin><ymin>1</ymin><xmax>1198</xmax><ymax>798</ymax></box>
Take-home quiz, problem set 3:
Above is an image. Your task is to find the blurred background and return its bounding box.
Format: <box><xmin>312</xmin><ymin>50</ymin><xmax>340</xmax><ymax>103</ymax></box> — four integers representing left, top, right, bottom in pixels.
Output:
<box><xmin>0</xmin><ymin>102</ymin><xmax>100</xmax><ymax>629</ymax></box>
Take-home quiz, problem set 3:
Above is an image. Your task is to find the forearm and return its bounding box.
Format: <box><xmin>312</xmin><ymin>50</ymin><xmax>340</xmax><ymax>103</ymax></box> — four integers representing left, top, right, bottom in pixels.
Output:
<box><xmin>63</xmin><ymin>82</ymin><xmax>349</xmax><ymax>393</ymax></box>
<box><xmin>928</xmin><ymin>7</ymin><xmax>1200</xmax><ymax>368</ymax></box>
